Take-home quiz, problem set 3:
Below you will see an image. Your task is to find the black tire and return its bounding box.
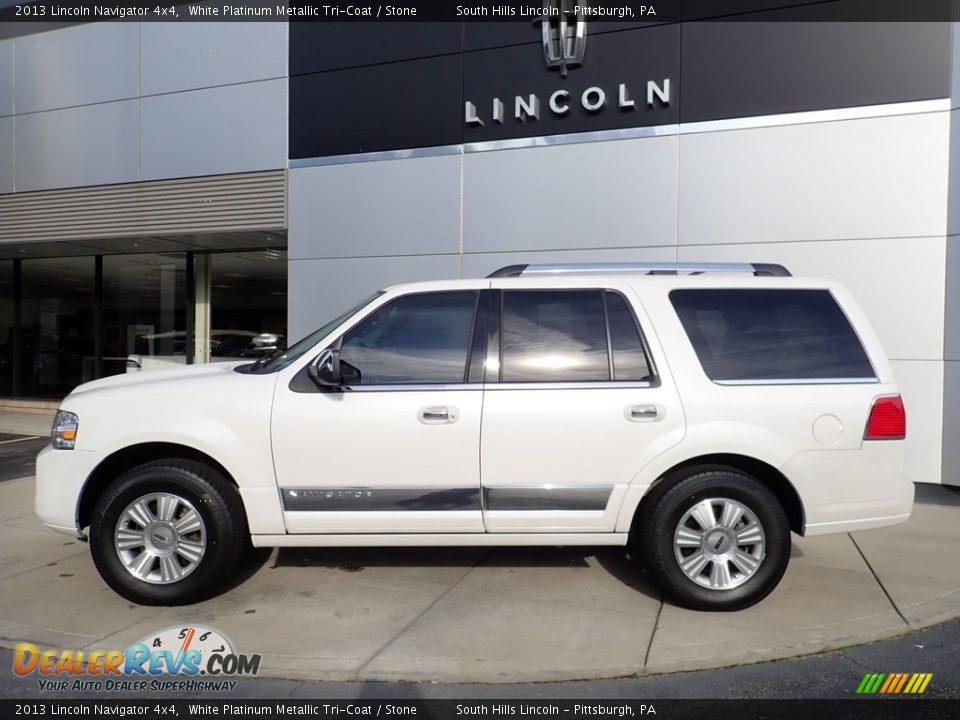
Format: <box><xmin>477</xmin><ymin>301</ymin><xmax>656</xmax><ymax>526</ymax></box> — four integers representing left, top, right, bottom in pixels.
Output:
<box><xmin>89</xmin><ymin>459</ymin><xmax>249</xmax><ymax>605</ymax></box>
<box><xmin>633</xmin><ymin>467</ymin><xmax>791</xmax><ymax>611</ymax></box>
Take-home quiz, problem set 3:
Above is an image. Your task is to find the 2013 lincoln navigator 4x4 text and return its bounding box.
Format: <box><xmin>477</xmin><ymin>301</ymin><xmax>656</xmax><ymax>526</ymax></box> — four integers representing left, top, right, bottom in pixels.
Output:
<box><xmin>35</xmin><ymin>262</ymin><xmax>912</xmax><ymax>610</ymax></box>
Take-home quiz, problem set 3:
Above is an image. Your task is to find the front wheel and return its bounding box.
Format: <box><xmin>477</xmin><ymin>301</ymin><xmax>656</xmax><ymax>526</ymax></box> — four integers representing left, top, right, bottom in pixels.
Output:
<box><xmin>89</xmin><ymin>460</ymin><xmax>248</xmax><ymax>605</ymax></box>
<box><xmin>635</xmin><ymin>469</ymin><xmax>791</xmax><ymax>611</ymax></box>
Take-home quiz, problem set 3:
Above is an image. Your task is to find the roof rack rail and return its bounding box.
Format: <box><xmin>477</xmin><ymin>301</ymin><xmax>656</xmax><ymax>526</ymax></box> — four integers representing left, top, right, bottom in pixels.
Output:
<box><xmin>486</xmin><ymin>262</ymin><xmax>791</xmax><ymax>278</ymax></box>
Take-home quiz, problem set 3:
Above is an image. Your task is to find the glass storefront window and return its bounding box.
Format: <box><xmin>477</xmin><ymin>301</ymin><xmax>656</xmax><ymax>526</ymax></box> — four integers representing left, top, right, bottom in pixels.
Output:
<box><xmin>103</xmin><ymin>254</ymin><xmax>187</xmax><ymax>377</ymax></box>
<box><xmin>19</xmin><ymin>257</ymin><xmax>96</xmax><ymax>398</ymax></box>
<box><xmin>208</xmin><ymin>250</ymin><xmax>287</xmax><ymax>362</ymax></box>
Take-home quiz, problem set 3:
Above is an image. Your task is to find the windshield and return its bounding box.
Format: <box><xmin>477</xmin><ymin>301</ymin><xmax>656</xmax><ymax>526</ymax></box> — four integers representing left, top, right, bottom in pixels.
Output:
<box><xmin>250</xmin><ymin>292</ymin><xmax>383</xmax><ymax>373</ymax></box>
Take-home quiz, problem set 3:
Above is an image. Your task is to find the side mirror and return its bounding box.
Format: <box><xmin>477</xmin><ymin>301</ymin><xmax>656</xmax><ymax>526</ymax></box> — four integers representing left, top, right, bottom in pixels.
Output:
<box><xmin>308</xmin><ymin>349</ymin><xmax>342</xmax><ymax>388</ymax></box>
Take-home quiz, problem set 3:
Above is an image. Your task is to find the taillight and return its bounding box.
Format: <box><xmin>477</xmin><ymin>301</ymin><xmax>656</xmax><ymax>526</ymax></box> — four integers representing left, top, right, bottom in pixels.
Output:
<box><xmin>864</xmin><ymin>395</ymin><xmax>906</xmax><ymax>440</ymax></box>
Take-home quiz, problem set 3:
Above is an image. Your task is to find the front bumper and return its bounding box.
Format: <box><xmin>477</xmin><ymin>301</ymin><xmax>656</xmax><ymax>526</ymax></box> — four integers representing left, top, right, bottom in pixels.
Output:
<box><xmin>35</xmin><ymin>444</ymin><xmax>102</xmax><ymax>538</ymax></box>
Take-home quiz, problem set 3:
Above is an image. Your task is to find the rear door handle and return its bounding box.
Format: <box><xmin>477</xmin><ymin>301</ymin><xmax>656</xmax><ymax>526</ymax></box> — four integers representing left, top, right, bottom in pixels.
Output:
<box><xmin>419</xmin><ymin>406</ymin><xmax>458</xmax><ymax>424</ymax></box>
<box><xmin>627</xmin><ymin>404</ymin><xmax>663</xmax><ymax>422</ymax></box>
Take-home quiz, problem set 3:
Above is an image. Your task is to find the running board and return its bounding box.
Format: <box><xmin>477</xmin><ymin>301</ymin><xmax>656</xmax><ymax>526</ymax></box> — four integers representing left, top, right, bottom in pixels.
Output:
<box><xmin>251</xmin><ymin>533</ymin><xmax>629</xmax><ymax>548</ymax></box>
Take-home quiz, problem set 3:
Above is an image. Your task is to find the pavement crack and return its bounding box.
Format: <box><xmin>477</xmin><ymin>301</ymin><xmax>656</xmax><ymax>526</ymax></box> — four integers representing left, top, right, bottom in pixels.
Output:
<box><xmin>354</xmin><ymin>548</ymin><xmax>492</xmax><ymax>677</ymax></box>
<box><xmin>642</xmin><ymin>593</ymin><xmax>664</xmax><ymax>668</ymax></box>
<box><xmin>848</xmin><ymin>533</ymin><xmax>909</xmax><ymax>626</ymax></box>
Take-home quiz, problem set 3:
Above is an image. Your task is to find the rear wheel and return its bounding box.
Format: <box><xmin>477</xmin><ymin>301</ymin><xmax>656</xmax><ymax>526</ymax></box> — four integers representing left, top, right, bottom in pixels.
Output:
<box><xmin>89</xmin><ymin>460</ymin><xmax>248</xmax><ymax>605</ymax></box>
<box><xmin>635</xmin><ymin>468</ymin><xmax>791</xmax><ymax>610</ymax></box>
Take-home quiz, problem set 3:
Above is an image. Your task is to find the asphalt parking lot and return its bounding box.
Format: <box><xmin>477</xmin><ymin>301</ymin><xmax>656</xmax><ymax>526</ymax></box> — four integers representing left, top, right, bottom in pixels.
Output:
<box><xmin>0</xmin><ymin>434</ymin><xmax>48</xmax><ymax>483</ymax></box>
<box><xmin>1</xmin><ymin>442</ymin><xmax>959</xmax><ymax>686</ymax></box>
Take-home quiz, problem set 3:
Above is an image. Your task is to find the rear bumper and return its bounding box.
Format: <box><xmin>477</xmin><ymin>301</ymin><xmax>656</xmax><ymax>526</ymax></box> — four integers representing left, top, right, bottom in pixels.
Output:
<box><xmin>782</xmin><ymin>441</ymin><xmax>913</xmax><ymax>537</ymax></box>
<box><xmin>35</xmin><ymin>445</ymin><xmax>101</xmax><ymax>538</ymax></box>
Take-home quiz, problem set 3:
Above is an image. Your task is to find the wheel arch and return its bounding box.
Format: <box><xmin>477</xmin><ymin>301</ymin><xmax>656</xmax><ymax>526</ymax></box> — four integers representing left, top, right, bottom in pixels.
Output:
<box><xmin>634</xmin><ymin>453</ymin><xmax>805</xmax><ymax>535</ymax></box>
<box><xmin>77</xmin><ymin>442</ymin><xmax>239</xmax><ymax>532</ymax></box>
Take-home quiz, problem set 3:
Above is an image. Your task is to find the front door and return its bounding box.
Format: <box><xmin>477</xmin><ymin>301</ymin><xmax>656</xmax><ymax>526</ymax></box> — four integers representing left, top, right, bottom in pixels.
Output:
<box><xmin>271</xmin><ymin>289</ymin><xmax>487</xmax><ymax>533</ymax></box>
<box><xmin>480</xmin><ymin>285</ymin><xmax>685</xmax><ymax>533</ymax></box>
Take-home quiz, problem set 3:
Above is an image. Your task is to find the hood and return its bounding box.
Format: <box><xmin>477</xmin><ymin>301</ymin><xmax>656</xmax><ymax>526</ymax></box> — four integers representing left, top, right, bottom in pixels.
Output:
<box><xmin>67</xmin><ymin>361</ymin><xmax>250</xmax><ymax>398</ymax></box>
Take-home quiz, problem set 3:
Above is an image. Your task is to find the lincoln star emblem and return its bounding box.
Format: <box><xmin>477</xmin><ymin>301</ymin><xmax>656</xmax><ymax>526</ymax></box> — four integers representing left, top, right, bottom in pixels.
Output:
<box><xmin>539</xmin><ymin>0</ymin><xmax>588</xmax><ymax>77</ymax></box>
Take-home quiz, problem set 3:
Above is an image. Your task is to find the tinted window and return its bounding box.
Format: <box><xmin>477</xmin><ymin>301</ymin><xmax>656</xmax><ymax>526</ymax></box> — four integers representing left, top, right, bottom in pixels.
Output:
<box><xmin>605</xmin><ymin>292</ymin><xmax>652</xmax><ymax>381</ymax></box>
<box><xmin>670</xmin><ymin>289</ymin><xmax>875</xmax><ymax>382</ymax></box>
<box><xmin>339</xmin><ymin>292</ymin><xmax>478</xmax><ymax>385</ymax></box>
<box><xmin>501</xmin><ymin>291</ymin><xmax>609</xmax><ymax>382</ymax></box>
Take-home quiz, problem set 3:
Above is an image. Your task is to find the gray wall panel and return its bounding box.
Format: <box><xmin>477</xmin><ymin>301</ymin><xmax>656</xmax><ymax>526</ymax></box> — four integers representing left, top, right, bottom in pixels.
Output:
<box><xmin>943</xmin><ymin>362</ymin><xmax>960</xmax><ymax>484</ymax></box>
<box><xmin>678</xmin><ymin>111</ymin><xmax>950</xmax><ymax>245</ymax></box>
<box><xmin>0</xmin><ymin>39</ymin><xmax>12</xmax><ymax>117</ymax></box>
<box><xmin>288</xmin><ymin>254</ymin><xmax>461</xmax><ymax>342</ymax></box>
<box><xmin>289</xmin><ymin>156</ymin><xmax>461</xmax><ymax>260</ymax></box>
<box><xmin>0</xmin><ymin>116</ymin><xmax>12</xmax><ymax>194</ymax></box>
<box><xmin>140</xmin><ymin>80</ymin><xmax>285</xmax><ymax>181</ymax></box>
<box><xmin>141</xmin><ymin>21</ymin><xmax>287</xmax><ymax>96</ymax></box>
<box><xmin>462</xmin><ymin>137</ymin><xmax>679</xmax><ymax>254</ymax></box>
<box><xmin>14</xmin><ymin>22</ymin><xmax>138</xmax><ymax>114</ymax></box>
<box><xmin>946</xmin><ymin>235</ymin><xmax>960</xmax><ymax>361</ymax></box>
<box><xmin>15</xmin><ymin>100</ymin><xmax>138</xmax><ymax>192</ymax></box>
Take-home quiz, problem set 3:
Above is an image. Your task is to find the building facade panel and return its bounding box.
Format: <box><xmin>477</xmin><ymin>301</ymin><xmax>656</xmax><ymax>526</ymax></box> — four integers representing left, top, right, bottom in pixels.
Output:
<box><xmin>289</xmin><ymin>21</ymin><xmax>462</xmax><ymax>74</ymax></box>
<box><xmin>287</xmin><ymin>254</ymin><xmax>461</xmax><ymax>342</ymax></box>
<box><xmin>679</xmin><ymin>22</ymin><xmax>951</xmax><ymax>122</ymax></box>
<box><xmin>140</xmin><ymin>21</ymin><xmax>287</xmax><ymax>96</ymax></box>
<box><xmin>676</xmin><ymin>111</ymin><xmax>951</xmax><ymax>246</ymax></box>
<box><xmin>289</xmin><ymin>54</ymin><xmax>463</xmax><ymax>159</ymax></box>
<box><xmin>15</xmin><ymin>99</ymin><xmax>139</xmax><ymax>192</ymax></box>
<box><xmin>0</xmin><ymin>117</ymin><xmax>12</xmax><ymax>195</ymax></box>
<box><xmin>890</xmin><ymin>359</ymin><xmax>945</xmax><ymax>487</ymax></box>
<box><xmin>13</xmin><ymin>22</ymin><xmax>139</xmax><ymax>115</ymax></box>
<box><xmin>140</xmin><ymin>79</ymin><xmax>286</xmax><ymax>181</ymax></box>
<box><xmin>942</xmin><ymin>361</ymin><xmax>960</xmax><ymax>484</ymax></box>
<box><xmin>288</xmin><ymin>155</ymin><xmax>462</xmax><ymax>260</ymax></box>
<box><xmin>461</xmin><ymin>136</ymin><xmax>679</xmax><ymax>253</ymax></box>
<box><xmin>946</xmin><ymin>235</ymin><xmax>960</xmax><ymax>362</ymax></box>
<box><xmin>0</xmin><ymin>39</ymin><xmax>12</xmax><ymax>117</ymax></box>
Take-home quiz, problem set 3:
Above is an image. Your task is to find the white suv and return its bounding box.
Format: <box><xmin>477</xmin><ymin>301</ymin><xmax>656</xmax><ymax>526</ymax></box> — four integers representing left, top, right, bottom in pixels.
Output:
<box><xmin>35</xmin><ymin>262</ymin><xmax>912</xmax><ymax>610</ymax></box>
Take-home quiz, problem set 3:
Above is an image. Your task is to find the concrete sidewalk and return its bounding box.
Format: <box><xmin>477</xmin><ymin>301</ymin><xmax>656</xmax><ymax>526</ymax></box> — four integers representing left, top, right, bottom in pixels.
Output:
<box><xmin>0</xmin><ymin>410</ymin><xmax>55</xmax><ymax>437</ymax></box>
<box><xmin>0</xmin><ymin>478</ymin><xmax>958</xmax><ymax>683</ymax></box>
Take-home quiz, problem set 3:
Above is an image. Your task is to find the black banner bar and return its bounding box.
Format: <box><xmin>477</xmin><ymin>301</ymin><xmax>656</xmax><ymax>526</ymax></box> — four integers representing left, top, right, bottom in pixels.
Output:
<box><xmin>1</xmin><ymin>700</ymin><xmax>958</xmax><ymax>720</ymax></box>
<box><xmin>0</xmin><ymin>0</ymin><xmax>957</xmax><ymax>23</ymax></box>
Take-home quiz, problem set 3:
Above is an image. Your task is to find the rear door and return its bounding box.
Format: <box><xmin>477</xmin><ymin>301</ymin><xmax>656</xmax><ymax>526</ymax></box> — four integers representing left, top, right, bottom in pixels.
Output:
<box><xmin>479</xmin><ymin>283</ymin><xmax>685</xmax><ymax>533</ymax></box>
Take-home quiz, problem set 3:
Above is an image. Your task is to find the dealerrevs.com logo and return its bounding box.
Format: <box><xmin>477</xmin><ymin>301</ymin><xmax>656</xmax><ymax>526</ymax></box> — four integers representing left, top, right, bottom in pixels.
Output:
<box><xmin>12</xmin><ymin>625</ymin><xmax>260</xmax><ymax>692</ymax></box>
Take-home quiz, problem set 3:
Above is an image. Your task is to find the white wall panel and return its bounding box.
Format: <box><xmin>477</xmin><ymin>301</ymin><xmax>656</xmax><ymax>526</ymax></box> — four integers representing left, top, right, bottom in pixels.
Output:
<box><xmin>460</xmin><ymin>245</ymin><xmax>677</xmax><ymax>279</ymax></box>
<box><xmin>889</xmin><ymin>360</ymin><xmax>944</xmax><ymax>486</ymax></box>
<box><xmin>0</xmin><ymin>39</ymin><xmax>12</xmax><ymax>117</ymax></box>
<box><xmin>677</xmin><ymin>237</ymin><xmax>946</xmax><ymax>362</ymax></box>
<box><xmin>462</xmin><ymin>136</ymin><xmax>679</xmax><ymax>254</ymax></box>
<box><xmin>140</xmin><ymin>80</ymin><xmax>285</xmax><ymax>181</ymax></box>
<box><xmin>678</xmin><ymin>112</ymin><xmax>950</xmax><ymax>245</ymax></box>
<box><xmin>287</xmin><ymin>254</ymin><xmax>461</xmax><ymax>343</ymax></box>
<box><xmin>289</xmin><ymin>156</ymin><xmax>462</xmax><ymax>260</ymax></box>
<box><xmin>0</xmin><ymin>116</ymin><xmax>12</xmax><ymax>194</ymax></box>
<box><xmin>14</xmin><ymin>23</ymin><xmax>138</xmax><ymax>114</ymax></box>
<box><xmin>141</xmin><ymin>21</ymin><xmax>286</xmax><ymax>96</ymax></box>
<box><xmin>15</xmin><ymin>100</ymin><xmax>138</xmax><ymax>192</ymax></box>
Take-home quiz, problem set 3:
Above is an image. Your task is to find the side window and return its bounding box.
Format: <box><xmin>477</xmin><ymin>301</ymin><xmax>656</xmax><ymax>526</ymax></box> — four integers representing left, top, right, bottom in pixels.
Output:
<box><xmin>501</xmin><ymin>290</ymin><xmax>609</xmax><ymax>382</ymax></box>
<box><xmin>339</xmin><ymin>292</ymin><xmax>478</xmax><ymax>385</ymax></box>
<box><xmin>605</xmin><ymin>292</ymin><xmax>653</xmax><ymax>381</ymax></box>
<box><xmin>669</xmin><ymin>289</ymin><xmax>876</xmax><ymax>382</ymax></box>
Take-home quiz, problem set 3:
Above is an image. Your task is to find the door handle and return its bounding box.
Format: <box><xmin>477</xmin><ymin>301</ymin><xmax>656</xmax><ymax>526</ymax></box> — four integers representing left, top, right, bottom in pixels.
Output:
<box><xmin>627</xmin><ymin>404</ymin><xmax>663</xmax><ymax>422</ymax></box>
<box><xmin>418</xmin><ymin>406</ymin><xmax>458</xmax><ymax>424</ymax></box>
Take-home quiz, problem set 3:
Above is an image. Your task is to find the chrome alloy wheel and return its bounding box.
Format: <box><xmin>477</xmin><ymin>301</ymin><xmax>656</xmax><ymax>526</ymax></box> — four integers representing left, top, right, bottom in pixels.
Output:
<box><xmin>114</xmin><ymin>493</ymin><xmax>207</xmax><ymax>584</ymax></box>
<box><xmin>673</xmin><ymin>497</ymin><xmax>766</xmax><ymax>590</ymax></box>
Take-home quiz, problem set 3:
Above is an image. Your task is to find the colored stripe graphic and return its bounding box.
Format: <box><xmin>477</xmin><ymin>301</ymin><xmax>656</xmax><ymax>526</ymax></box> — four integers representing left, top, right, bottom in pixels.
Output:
<box><xmin>857</xmin><ymin>673</ymin><xmax>932</xmax><ymax>694</ymax></box>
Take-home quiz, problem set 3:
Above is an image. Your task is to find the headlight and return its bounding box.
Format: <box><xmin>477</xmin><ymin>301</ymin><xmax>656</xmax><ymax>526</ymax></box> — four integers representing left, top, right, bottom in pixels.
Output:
<box><xmin>51</xmin><ymin>411</ymin><xmax>79</xmax><ymax>450</ymax></box>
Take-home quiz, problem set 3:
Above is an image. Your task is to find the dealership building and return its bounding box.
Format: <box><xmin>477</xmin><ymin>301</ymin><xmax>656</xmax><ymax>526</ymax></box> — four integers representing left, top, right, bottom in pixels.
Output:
<box><xmin>0</xmin><ymin>6</ymin><xmax>958</xmax><ymax>487</ymax></box>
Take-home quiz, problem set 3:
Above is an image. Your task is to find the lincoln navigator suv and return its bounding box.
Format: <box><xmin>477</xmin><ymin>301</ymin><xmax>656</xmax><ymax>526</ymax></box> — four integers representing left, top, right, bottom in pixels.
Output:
<box><xmin>35</xmin><ymin>262</ymin><xmax>912</xmax><ymax>610</ymax></box>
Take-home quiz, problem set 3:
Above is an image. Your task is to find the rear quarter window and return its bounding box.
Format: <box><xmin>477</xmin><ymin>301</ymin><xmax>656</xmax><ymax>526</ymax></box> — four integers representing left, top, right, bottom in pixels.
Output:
<box><xmin>669</xmin><ymin>289</ymin><xmax>876</xmax><ymax>382</ymax></box>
